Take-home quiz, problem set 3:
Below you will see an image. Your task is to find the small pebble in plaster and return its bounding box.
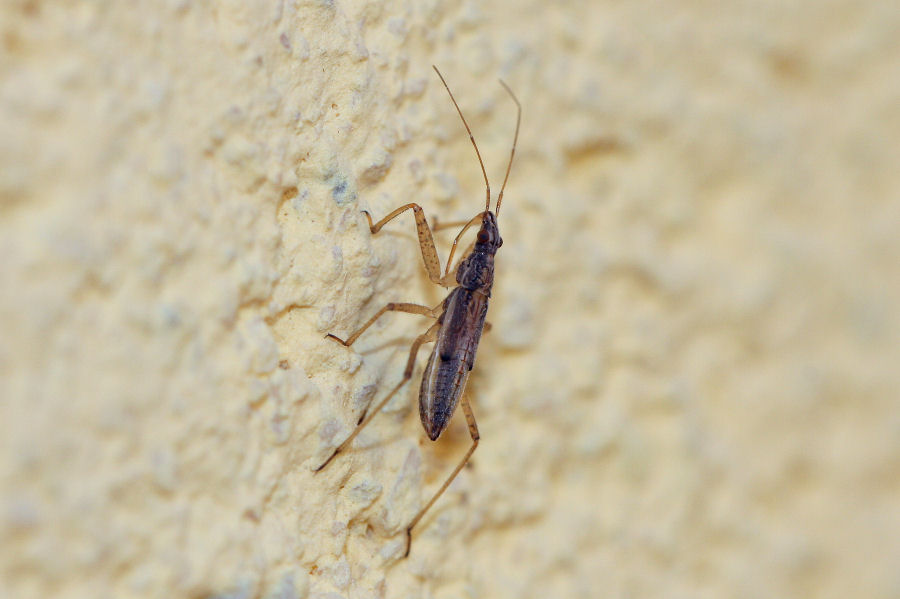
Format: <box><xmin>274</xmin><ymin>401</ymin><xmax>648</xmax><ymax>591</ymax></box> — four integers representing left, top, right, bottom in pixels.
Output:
<box><xmin>330</xmin><ymin>520</ymin><xmax>348</xmax><ymax>536</ymax></box>
<box><xmin>158</xmin><ymin>303</ymin><xmax>182</xmax><ymax>328</ymax></box>
<box><xmin>331</xmin><ymin>245</ymin><xmax>343</xmax><ymax>272</ymax></box>
<box><xmin>280</xmin><ymin>168</ymin><xmax>299</xmax><ymax>190</ymax></box>
<box><xmin>329</xmin><ymin>558</ymin><xmax>351</xmax><ymax>590</ymax></box>
<box><xmin>148</xmin><ymin>143</ymin><xmax>186</xmax><ymax>184</ymax></box>
<box><xmin>408</xmin><ymin>159</ymin><xmax>424</xmax><ymax>184</ymax></box>
<box><xmin>296</xmin><ymin>35</ymin><xmax>310</xmax><ymax>61</ymax></box>
<box><xmin>333</xmin><ymin>351</ymin><xmax>363</xmax><ymax>376</ymax></box>
<box><xmin>459</xmin><ymin>2</ymin><xmax>486</xmax><ymax>27</ymax></box>
<box><xmin>404</xmin><ymin>77</ymin><xmax>427</xmax><ymax>97</ymax></box>
<box><xmin>346</xmin><ymin>474</ymin><xmax>383</xmax><ymax>509</ymax></box>
<box><xmin>352</xmin><ymin>383</ymin><xmax>377</xmax><ymax>414</ymax></box>
<box><xmin>271</xmin><ymin>366</ymin><xmax>313</xmax><ymax>408</ymax></box>
<box><xmin>379</xmin><ymin>538</ymin><xmax>406</xmax><ymax>561</ymax></box>
<box><xmin>270</xmin><ymin>411</ymin><xmax>291</xmax><ymax>444</ymax></box>
<box><xmin>327</xmin><ymin>173</ymin><xmax>357</xmax><ymax>206</ymax></box>
<box><xmin>359</xmin><ymin>149</ymin><xmax>393</xmax><ymax>185</ymax></box>
<box><xmin>263</xmin><ymin>88</ymin><xmax>282</xmax><ymax>116</ymax></box>
<box><xmin>316</xmin><ymin>305</ymin><xmax>336</xmax><ymax>331</ymax></box>
<box><xmin>319</xmin><ymin>418</ymin><xmax>342</xmax><ymax>444</ymax></box>
<box><xmin>386</xmin><ymin>17</ymin><xmax>407</xmax><ymax>37</ymax></box>
<box><xmin>247</xmin><ymin>380</ymin><xmax>269</xmax><ymax>409</ymax></box>
<box><xmin>139</xmin><ymin>77</ymin><xmax>169</xmax><ymax>111</ymax></box>
<box><xmin>353</xmin><ymin>37</ymin><xmax>368</xmax><ymax>61</ymax></box>
<box><xmin>291</xmin><ymin>188</ymin><xmax>310</xmax><ymax>212</ymax></box>
<box><xmin>241</xmin><ymin>317</ymin><xmax>280</xmax><ymax>373</ymax></box>
<box><xmin>223</xmin><ymin>135</ymin><xmax>257</xmax><ymax>165</ymax></box>
<box><xmin>433</xmin><ymin>171</ymin><xmax>460</xmax><ymax>203</ymax></box>
<box><xmin>150</xmin><ymin>448</ymin><xmax>178</xmax><ymax>492</ymax></box>
<box><xmin>279</xmin><ymin>32</ymin><xmax>291</xmax><ymax>51</ymax></box>
<box><xmin>225</xmin><ymin>105</ymin><xmax>244</xmax><ymax>124</ymax></box>
<box><xmin>575</xmin><ymin>422</ymin><xmax>618</xmax><ymax>458</ymax></box>
<box><xmin>208</xmin><ymin>124</ymin><xmax>226</xmax><ymax>147</ymax></box>
<box><xmin>4</xmin><ymin>497</ymin><xmax>39</xmax><ymax>530</ymax></box>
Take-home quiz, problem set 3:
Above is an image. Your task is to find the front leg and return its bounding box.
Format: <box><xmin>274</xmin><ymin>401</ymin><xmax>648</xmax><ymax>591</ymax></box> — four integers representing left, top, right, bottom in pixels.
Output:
<box><xmin>363</xmin><ymin>204</ymin><xmax>446</xmax><ymax>287</ymax></box>
<box><xmin>440</xmin><ymin>213</ymin><xmax>482</xmax><ymax>277</ymax></box>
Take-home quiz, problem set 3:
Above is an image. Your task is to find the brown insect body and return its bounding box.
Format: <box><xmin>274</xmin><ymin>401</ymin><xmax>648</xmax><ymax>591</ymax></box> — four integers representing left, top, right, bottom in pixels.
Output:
<box><xmin>420</xmin><ymin>212</ymin><xmax>501</xmax><ymax>440</ymax></box>
<box><xmin>316</xmin><ymin>67</ymin><xmax>519</xmax><ymax>558</ymax></box>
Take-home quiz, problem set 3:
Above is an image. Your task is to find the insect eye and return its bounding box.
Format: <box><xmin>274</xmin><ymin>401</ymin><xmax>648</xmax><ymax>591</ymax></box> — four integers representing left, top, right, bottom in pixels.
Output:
<box><xmin>477</xmin><ymin>230</ymin><xmax>489</xmax><ymax>243</ymax></box>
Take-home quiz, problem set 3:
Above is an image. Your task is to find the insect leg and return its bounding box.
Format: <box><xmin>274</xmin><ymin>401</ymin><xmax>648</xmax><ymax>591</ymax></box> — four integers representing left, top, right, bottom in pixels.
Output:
<box><xmin>431</xmin><ymin>216</ymin><xmax>473</xmax><ymax>231</ymax></box>
<box><xmin>315</xmin><ymin>320</ymin><xmax>441</xmax><ymax>473</ymax></box>
<box><xmin>363</xmin><ymin>205</ymin><xmax>445</xmax><ymax>286</ymax></box>
<box><xmin>442</xmin><ymin>214</ymin><xmax>482</xmax><ymax>278</ymax></box>
<box><xmin>326</xmin><ymin>302</ymin><xmax>441</xmax><ymax>347</ymax></box>
<box><xmin>404</xmin><ymin>394</ymin><xmax>480</xmax><ymax>557</ymax></box>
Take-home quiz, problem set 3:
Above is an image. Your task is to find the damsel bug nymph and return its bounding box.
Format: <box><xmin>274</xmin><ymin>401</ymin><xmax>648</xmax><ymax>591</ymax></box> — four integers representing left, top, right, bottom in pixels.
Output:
<box><xmin>317</xmin><ymin>66</ymin><xmax>520</xmax><ymax>558</ymax></box>
<box><xmin>420</xmin><ymin>212</ymin><xmax>500</xmax><ymax>440</ymax></box>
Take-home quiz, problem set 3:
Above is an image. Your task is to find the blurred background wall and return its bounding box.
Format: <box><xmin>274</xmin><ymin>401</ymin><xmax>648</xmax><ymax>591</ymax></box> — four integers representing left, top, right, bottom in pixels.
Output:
<box><xmin>1</xmin><ymin>1</ymin><xmax>898</xmax><ymax>598</ymax></box>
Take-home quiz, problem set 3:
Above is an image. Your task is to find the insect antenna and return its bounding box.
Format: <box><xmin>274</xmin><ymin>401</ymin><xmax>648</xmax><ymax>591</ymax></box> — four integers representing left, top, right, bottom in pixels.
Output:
<box><xmin>495</xmin><ymin>79</ymin><xmax>521</xmax><ymax>217</ymax></box>
<box><xmin>433</xmin><ymin>65</ymin><xmax>491</xmax><ymax>213</ymax></box>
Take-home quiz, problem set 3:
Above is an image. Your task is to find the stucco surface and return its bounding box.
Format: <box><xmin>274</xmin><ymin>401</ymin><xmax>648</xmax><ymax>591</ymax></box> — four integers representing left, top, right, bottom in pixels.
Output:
<box><xmin>2</xmin><ymin>1</ymin><xmax>899</xmax><ymax>598</ymax></box>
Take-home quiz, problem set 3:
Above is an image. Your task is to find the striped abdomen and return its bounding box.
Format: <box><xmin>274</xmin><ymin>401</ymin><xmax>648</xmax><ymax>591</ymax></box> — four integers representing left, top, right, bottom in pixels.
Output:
<box><xmin>418</xmin><ymin>287</ymin><xmax>489</xmax><ymax>440</ymax></box>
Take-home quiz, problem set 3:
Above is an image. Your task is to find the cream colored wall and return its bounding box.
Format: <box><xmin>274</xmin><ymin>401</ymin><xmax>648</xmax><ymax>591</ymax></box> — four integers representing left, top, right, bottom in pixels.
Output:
<box><xmin>2</xmin><ymin>1</ymin><xmax>898</xmax><ymax>598</ymax></box>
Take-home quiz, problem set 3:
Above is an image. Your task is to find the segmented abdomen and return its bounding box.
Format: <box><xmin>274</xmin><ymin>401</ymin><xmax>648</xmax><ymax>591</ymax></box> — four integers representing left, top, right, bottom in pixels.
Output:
<box><xmin>418</xmin><ymin>288</ymin><xmax>488</xmax><ymax>440</ymax></box>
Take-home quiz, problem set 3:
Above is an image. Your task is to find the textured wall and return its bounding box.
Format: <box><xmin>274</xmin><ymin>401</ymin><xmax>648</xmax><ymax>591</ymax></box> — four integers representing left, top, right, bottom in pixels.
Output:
<box><xmin>2</xmin><ymin>1</ymin><xmax>899</xmax><ymax>598</ymax></box>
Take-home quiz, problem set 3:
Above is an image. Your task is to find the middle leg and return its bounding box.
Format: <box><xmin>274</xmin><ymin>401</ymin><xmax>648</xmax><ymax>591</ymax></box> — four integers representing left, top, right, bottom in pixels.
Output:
<box><xmin>327</xmin><ymin>301</ymin><xmax>442</xmax><ymax>348</ymax></box>
<box><xmin>315</xmin><ymin>320</ymin><xmax>442</xmax><ymax>472</ymax></box>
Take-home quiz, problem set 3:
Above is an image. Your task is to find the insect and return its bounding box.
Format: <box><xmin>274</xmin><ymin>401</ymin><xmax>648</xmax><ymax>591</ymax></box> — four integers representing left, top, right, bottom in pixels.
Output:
<box><xmin>316</xmin><ymin>65</ymin><xmax>520</xmax><ymax>557</ymax></box>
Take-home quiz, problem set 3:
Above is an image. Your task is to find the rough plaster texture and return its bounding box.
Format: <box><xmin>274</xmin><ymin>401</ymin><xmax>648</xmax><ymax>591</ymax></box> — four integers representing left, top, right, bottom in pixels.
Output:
<box><xmin>2</xmin><ymin>1</ymin><xmax>899</xmax><ymax>598</ymax></box>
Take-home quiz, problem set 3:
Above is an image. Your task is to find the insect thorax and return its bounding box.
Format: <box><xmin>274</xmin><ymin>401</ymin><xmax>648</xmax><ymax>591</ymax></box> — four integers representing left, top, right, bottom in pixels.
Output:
<box><xmin>456</xmin><ymin>247</ymin><xmax>496</xmax><ymax>294</ymax></box>
<box><xmin>455</xmin><ymin>211</ymin><xmax>501</xmax><ymax>295</ymax></box>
